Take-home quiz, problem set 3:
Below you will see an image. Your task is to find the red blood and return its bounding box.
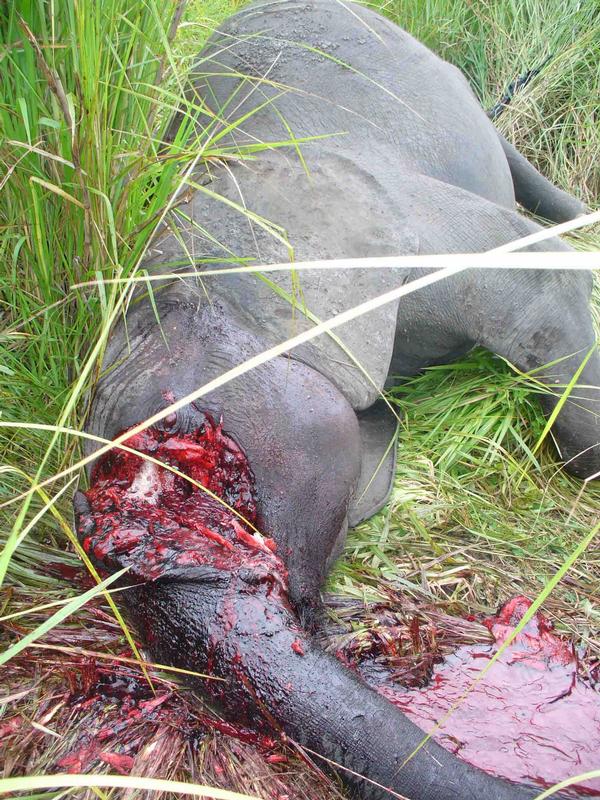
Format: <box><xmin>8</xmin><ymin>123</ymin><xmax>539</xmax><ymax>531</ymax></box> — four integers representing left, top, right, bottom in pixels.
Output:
<box><xmin>197</xmin><ymin>525</ymin><xmax>235</xmax><ymax>551</ymax></box>
<box><xmin>291</xmin><ymin>639</ymin><xmax>305</xmax><ymax>656</ymax></box>
<box><xmin>0</xmin><ymin>717</ymin><xmax>22</xmax><ymax>737</ymax></box>
<box><xmin>53</xmin><ymin>660</ymin><xmax>202</xmax><ymax>774</ymax></box>
<box><xmin>138</xmin><ymin>693</ymin><xmax>171</xmax><ymax>714</ymax></box>
<box><xmin>54</xmin><ymin>658</ymin><xmax>285</xmax><ymax>784</ymax></box>
<box><xmin>76</xmin><ymin>413</ymin><xmax>292</xmax><ymax>742</ymax></box>
<box><xmin>99</xmin><ymin>752</ymin><xmax>134</xmax><ymax>773</ymax></box>
<box><xmin>46</xmin><ymin>562</ymin><xmax>84</xmax><ymax>582</ymax></box>
<box><xmin>78</xmin><ymin>416</ymin><xmax>287</xmax><ymax>587</ymax></box>
<box><xmin>378</xmin><ymin>597</ymin><xmax>600</xmax><ymax>795</ymax></box>
<box><xmin>57</xmin><ymin>741</ymin><xmax>99</xmax><ymax>773</ymax></box>
<box><xmin>195</xmin><ymin>713</ymin><xmax>277</xmax><ymax>749</ymax></box>
<box><xmin>233</xmin><ymin>520</ymin><xmax>275</xmax><ymax>554</ymax></box>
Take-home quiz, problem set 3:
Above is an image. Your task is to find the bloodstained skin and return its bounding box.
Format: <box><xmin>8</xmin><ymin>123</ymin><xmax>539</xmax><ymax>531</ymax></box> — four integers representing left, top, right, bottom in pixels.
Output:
<box><xmin>78</xmin><ymin>417</ymin><xmax>302</xmax><ymax>728</ymax></box>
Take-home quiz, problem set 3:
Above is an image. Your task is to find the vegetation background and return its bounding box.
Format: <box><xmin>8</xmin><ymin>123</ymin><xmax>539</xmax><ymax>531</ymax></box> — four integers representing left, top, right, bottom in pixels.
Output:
<box><xmin>1</xmin><ymin>0</ymin><xmax>598</xmax><ymax>797</ymax></box>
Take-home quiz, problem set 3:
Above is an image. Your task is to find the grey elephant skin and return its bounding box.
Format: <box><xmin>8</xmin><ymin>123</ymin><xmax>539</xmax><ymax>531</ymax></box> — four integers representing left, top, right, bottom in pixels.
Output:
<box><xmin>78</xmin><ymin>2</ymin><xmax>600</xmax><ymax>799</ymax></box>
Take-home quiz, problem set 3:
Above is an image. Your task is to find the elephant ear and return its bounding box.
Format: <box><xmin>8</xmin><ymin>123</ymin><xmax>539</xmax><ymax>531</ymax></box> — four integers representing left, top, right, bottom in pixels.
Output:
<box><xmin>349</xmin><ymin>400</ymin><xmax>399</xmax><ymax>527</ymax></box>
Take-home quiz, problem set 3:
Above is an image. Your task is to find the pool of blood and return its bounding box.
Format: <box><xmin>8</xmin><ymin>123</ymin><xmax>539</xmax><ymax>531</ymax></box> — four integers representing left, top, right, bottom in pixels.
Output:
<box><xmin>79</xmin><ymin>417</ymin><xmax>283</xmax><ymax>585</ymax></box>
<box><xmin>371</xmin><ymin>597</ymin><xmax>600</xmax><ymax>795</ymax></box>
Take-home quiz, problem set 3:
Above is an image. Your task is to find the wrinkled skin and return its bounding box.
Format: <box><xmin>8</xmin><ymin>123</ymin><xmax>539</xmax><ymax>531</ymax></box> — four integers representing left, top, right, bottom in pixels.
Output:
<box><xmin>78</xmin><ymin>2</ymin><xmax>599</xmax><ymax>799</ymax></box>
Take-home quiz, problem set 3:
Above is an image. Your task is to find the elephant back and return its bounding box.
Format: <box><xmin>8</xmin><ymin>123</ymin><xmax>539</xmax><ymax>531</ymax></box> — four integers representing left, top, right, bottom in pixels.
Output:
<box><xmin>141</xmin><ymin>150</ymin><xmax>417</xmax><ymax>410</ymax></box>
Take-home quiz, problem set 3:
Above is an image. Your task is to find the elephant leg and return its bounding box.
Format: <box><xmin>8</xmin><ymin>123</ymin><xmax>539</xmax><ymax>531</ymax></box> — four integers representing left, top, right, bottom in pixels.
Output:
<box><xmin>476</xmin><ymin>268</ymin><xmax>600</xmax><ymax>479</ymax></box>
<box><xmin>348</xmin><ymin>400</ymin><xmax>400</xmax><ymax>527</ymax></box>
<box><xmin>497</xmin><ymin>133</ymin><xmax>586</xmax><ymax>223</ymax></box>
<box><xmin>389</xmin><ymin>170</ymin><xmax>599</xmax><ymax>480</ymax></box>
<box><xmin>482</xmin><ymin>300</ymin><xmax>600</xmax><ymax>479</ymax></box>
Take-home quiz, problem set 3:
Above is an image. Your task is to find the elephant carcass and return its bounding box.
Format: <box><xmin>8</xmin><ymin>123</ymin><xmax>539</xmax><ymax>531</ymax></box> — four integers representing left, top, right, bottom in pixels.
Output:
<box><xmin>77</xmin><ymin>3</ymin><xmax>599</xmax><ymax>800</ymax></box>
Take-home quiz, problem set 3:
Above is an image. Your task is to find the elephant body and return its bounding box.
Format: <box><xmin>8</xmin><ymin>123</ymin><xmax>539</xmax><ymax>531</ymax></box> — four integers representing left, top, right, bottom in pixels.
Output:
<box><xmin>78</xmin><ymin>2</ymin><xmax>599</xmax><ymax>799</ymax></box>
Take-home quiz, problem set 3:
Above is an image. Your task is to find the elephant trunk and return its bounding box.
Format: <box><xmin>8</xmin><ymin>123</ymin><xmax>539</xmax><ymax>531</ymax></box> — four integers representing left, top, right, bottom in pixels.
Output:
<box><xmin>132</xmin><ymin>576</ymin><xmax>551</xmax><ymax>800</ymax></box>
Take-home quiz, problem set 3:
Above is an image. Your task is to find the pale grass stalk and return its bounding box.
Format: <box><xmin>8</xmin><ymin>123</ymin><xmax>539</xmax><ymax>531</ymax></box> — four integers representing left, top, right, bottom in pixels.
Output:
<box><xmin>533</xmin><ymin>772</ymin><xmax>600</xmax><ymax>800</ymax></box>
<box><xmin>27</xmin><ymin>642</ymin><xmax>223</xmax><ymax>682</ymax></box>
<box><xmin>71</xmin><ymin>205</ymin><xmax>600</xmax><ymax>289</ymax></box>
<box><xmin>0</xmin><ymin>775</ymin><xmax>259</xmax><ymax>799</ymax></box>
<box><xmin>72</xmin><ymin>248</ymin><xmax>600</xmax><ymax>288</ymax></box>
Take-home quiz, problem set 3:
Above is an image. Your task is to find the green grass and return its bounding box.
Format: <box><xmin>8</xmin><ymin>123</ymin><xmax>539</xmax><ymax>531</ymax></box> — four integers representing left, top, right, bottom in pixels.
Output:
<box><xmin>1</xmin><ymin>0</ymin><xmax>599</xmax><ymax>797</ymax></box>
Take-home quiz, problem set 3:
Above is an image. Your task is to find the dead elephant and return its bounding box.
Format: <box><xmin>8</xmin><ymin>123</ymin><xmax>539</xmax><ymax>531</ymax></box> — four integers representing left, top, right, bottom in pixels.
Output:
<box><xmin>76</xmin><ymin>2</ymin><xmax>599</xmax><ymax>799</ymax></box>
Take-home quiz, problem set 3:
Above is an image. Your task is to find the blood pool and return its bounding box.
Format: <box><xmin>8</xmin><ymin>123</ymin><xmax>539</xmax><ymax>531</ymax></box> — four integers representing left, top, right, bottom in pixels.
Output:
<box><xmin>377</xmin><ymin>597</ymin><xmax>600</xmax><ymax>795</ymax></box>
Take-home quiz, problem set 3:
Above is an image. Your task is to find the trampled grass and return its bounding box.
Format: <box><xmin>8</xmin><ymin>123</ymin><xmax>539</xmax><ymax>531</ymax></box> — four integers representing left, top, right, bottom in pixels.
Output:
<box><xmin>1</xmin><ymin>0</ymin><xmax>599</xmax><ymax>797</ymax></box>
